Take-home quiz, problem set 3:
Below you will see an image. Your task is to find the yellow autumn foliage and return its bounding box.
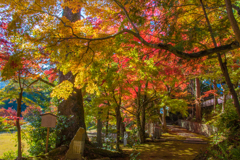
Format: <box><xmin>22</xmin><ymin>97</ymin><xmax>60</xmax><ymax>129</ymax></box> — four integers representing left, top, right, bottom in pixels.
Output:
<box><xmin>51</xmin><ymin>80</ymin><xmax>74</xmax><ymax>100</ymax></box>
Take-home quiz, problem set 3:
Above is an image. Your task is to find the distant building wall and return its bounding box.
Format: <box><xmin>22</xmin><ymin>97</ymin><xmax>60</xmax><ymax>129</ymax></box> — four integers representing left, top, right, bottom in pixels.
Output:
<box><xmin>202</xmin><ymin>95</ymin><xmax>232</xmax><ymax>107</ymax></box>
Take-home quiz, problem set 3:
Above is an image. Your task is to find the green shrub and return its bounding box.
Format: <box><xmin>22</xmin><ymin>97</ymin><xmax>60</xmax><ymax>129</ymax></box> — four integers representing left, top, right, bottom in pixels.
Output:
<box><xmin>22</xmin><ymin>111</ymin><xmax>70</xmax><ymax>156</ymax></box>
<box><xmin>214</xmin><ymin>102</ymin><xmax>240</xmax><ymax>135</ymax></box>
<box><xmin>197</xmin><ymin>99</ymin><xmax>240</xmax><ymax>160</ymax></box>
<box><xmin>0</xmin><ymin>116</ymin><xmax>13</xmax><ymax>132</ymax></box>
<box><xmin>231</xmin><ymin>145</ymin><xmax>240</xmax><ymax>160</ymax></box>
<box><xmin>1</xmin><ymin>150</ymin><xmax>16</xmax><ymax>160</ymax></box>
<box><xmin>0</xmin><ymin>116</ymin><xmax>6</xmax><ymax>131</ymax></box>
<box><xmin>0</xmin><ymin>150</ymin><xmax>28</xmax><ymax>160</ymax></box>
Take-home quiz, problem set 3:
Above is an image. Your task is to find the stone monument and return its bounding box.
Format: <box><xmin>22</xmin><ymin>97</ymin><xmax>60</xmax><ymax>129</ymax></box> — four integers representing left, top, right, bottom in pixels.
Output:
<box><xmin>123</xmin><ymin>131</ymin><xmax>130</xmax><ymax>146</ymax></box>
<box><xmin>154</xmin><ymin>126</ymin><xmax>161</xmax><ymax>139</ymax></box>
<box><xmin>65</xmin><ymin>127</ymin><xmax>85</xmax><ymax>160</ymax></box>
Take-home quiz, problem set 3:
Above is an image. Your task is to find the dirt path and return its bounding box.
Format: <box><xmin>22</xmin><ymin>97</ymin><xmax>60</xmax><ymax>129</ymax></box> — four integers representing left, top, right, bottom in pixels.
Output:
<box><xmin>121</xmin><ymin>125</ymin><xmax>209</xmax><ymax>160</ymax></box>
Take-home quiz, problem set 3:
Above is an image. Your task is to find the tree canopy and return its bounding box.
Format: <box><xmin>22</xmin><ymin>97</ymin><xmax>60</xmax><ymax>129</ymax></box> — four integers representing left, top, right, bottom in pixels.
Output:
<box><xmin>1</xmin><ymin>0</ymin><xmax>240</xmax><ymax>158</ymax></box>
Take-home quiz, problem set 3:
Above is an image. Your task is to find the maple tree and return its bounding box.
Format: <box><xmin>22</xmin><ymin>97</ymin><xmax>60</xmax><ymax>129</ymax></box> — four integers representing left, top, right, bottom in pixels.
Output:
<box><xmin>0</xmin><ymin>107</ymin><xmax>17</xmax><ymax>117</ymax></box>
<box><xmin>1</xmin><ymin>0</ymin><xmax>239</xmax><ymax>110</ymax></box>
<box><xmin>85</xmin><ymin>55</ymin><xmax>127</xmax><ymax>149</ymax></box>
<box><xmin>0</xmin><ymin>17</ymin><xmax>55</xmax><ymax>159</ymax></box>
<box><xmin>1</xmin><ymin>1</ymin><xmax>240</xmax><ymax>157</ymax></box>
<box><xmin>53</xmin><ymin>6</ymin><xmax>89</xmax><ymax>147</ymax></box>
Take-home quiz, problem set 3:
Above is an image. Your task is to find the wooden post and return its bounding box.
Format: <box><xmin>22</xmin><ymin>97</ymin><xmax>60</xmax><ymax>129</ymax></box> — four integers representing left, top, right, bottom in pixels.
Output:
<box><xmin>40</xmin><ymin>113</ymin><xmax>57</xmax><ymax>154</ymax></box>
<box><xmin>46</xmin><ymin>127</ymin><xmax>50</xmax><ymax>153</ymax></box>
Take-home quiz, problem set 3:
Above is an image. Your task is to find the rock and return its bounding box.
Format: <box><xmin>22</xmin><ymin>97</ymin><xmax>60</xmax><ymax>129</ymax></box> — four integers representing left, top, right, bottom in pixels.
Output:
<box><xmin>65</xmin><ymin>127</ymin><xmax>86</xmax><ymax>160</ymax></box>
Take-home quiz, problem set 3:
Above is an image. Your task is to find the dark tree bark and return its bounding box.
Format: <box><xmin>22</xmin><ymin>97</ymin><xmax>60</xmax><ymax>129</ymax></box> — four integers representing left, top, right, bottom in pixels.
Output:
<box><xmin>115</xmin><ymin>105</ymin><xmax>121</xmax><ymax>151</ymax></box>
<box><xmin>225</xmin><ymin>0</ymin><xmax>240</xmax><ymax>43</ymax></box>
<box><xmin>105</xmin><ymin>109</ymin><xmax>109</xmax><ymax>136</ymax></box>
<box><xmin>135</xmin><ymin>85</ymin><xmax>145</xmax><ymax>143</ymax></box>
<box><xmin>97</xmin><ymin>111</ymin><xmax>102</xmax><ymax>147</ymax></box>
<box><xmin>135</xmin><ymin>82</ymin><xmax>151</xmax><ymax>144</ymax></box>
<box><xmin>57</xmin><ymin>71</ymin><xmax>87</xmax><ymax>146</ymax></box>
<box><xmin>195</xmin><ymin>78</ymin><xmax>201</xmax><ymax>122</ymax></box>
<box><xmin>140</xmin><ymin>103</ymin><xmax>146</xmax><ymax>143</ymax></box>
<box><xmin>120</xmin><ymin>116</ymin><xmax>126</xmax><ymax>142</ymax></box>
<box><xmin>136</xmin><ymin>112</ymin><xmax>144</xmax><ymax>143</ymax></box>
<box><xmin>218</xmin><ymin>61</ymin><xmax>240</xmax><ymax>116</ymax></box>
<box><xmin>140</xmin><ymin>84</ymin><xmax>148</xmax><ymax>143</ymax></box>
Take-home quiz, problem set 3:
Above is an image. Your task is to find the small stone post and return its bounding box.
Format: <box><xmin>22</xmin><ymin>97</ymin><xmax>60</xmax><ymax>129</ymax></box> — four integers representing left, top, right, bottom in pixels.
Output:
<box><xmin>65</xmin><ymin>127</ymin><xmax>85</xmax><ymax>160</ymax></box>
<box><xmin>123</xmin><ymin>131</ymin><xmax>130</xmax><ymax>146</ymax></box>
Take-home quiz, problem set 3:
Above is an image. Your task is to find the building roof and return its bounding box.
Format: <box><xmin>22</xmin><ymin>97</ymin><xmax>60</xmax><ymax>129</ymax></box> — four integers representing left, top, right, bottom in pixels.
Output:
<box><xmin>40</xmin><ymin>113</ymin><xmax>57</xmax><ymax>117</ymax></box>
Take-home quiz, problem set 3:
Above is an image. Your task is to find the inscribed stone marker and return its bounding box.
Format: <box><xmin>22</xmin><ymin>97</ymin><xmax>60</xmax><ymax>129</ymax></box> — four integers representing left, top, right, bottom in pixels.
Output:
<box><xmin>123</xmin><ymin>131</ymin><xmax>130</xmax><ymax>146</ymax></box>
<box><xmin>65</xmin><ymin>127</ymin><xmax>85</xmax><ymax>160</ymax></box>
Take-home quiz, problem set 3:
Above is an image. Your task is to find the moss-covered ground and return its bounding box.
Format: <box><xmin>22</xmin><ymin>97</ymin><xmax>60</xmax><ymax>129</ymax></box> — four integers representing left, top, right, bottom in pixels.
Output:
<box><xmin>119</xmin><ymin>125</ymin><xmax>210</xmax><ymax>160</ymax></box>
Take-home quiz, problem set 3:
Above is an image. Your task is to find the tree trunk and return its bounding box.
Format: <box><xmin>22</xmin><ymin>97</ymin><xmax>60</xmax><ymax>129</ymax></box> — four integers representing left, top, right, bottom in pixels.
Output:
<box><xmin>115</xmin><ymin>106</ymin><xmax>121</xmax><ymax>151</ymax></box>
<box><xmin>136</xmin><ymin>113</ymin><xmax>144</xmax><ymax>143</ymax></box>
<box><xmin>195</xmin><ymin>78</ymin><xmax>201</xmax><ymax>122</ymax></box>
<box><xmin>139</xmin><ymin>82</ymin><xmax>148</xmax><ymax>143</ymax></box>
<box><xmin>57</xmin><ymin>71</ymin><xmax>87</xmax><ymax>146</ymax></box>
<box><xmin>135</xmin><ymin>85</ymin><xmax>144</xmax><ymax>143</ymax></box>
<box><xmin>162</xmin><ymin>106</ymin><xmax>167</xmax><ymax>132</ymax></box>
<box><xmin>97</xmin><ymin>111</ymin><xmax>102</xmax><ymax>147</ymax></box>
<box><xmin>219</xmin><ymin>62</ymin><xmax>240</xmax><ymax>116</ymax></box>
<box><xmin>16</xmin><ymin>88</ymin><xmax>23</xmax><ymax>160</ymax></box>
<box><xmin>57</xmin><ymin>6</ymin><xmax>89</xmax><ymax>146</ymax></box>
<box><xmin>140</xmin><ymin>104</ymin><xmax>146</xmax><ymax>143</ymax></box>
<box><xmin>225</xmin><ymin>0</ymin><xmax>240</xmax><ymax>43</ymax></box>
<box><xmin>200</xmin><ymin>0</ymin><xmax>240</xmax><ymax>118</ymax></box>
<box><xmin>120</xmin><ymin>116</ymin><xmax>125</xmax><ymax>142</ymax></box>
<box><xmin>106</xmin><ymin>109</ymin><xmax>109</xmax><ymax>136</ymax></box>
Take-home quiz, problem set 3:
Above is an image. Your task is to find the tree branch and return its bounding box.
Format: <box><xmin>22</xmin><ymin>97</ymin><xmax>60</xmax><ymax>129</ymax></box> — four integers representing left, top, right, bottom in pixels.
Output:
<box><xmin>121</xmin><ymin>106</ymin><xmax>136</xmax><ymax>116</ymax></box>
<box><xmin>27</xmin><ymin>79</ymin><xmax>39</xmax><ymax>88</ymax></box>
<box><xmin>38</xmin><ymin>78</ymin><xmax>55</xmax><ymax>87</ymax></box>
<box><xmin>16</xmin><ymin>2</ymin><xmax>240</xmax><ymax>60</ymax></box>
<box><xmin>113</xmin><ymin>0</ymin><xmax>139</xmax><ymax>33</ymax></box>
<box><xmin>61</xmin><ymin>28</ymin><xmax>240</xmax><ymax>59</ymax></box>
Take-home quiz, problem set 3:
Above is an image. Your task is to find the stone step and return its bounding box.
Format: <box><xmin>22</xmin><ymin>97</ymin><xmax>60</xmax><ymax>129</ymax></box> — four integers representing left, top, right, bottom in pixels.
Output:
<box><xmin>183</xmin><ymin>140</ymin><xmax>208</xmax><ymax>144</ymax></box>
<box><xmin>185</xmin><ymin>138</ymin><xmax>203</xmax><ymax>141</ymax></box>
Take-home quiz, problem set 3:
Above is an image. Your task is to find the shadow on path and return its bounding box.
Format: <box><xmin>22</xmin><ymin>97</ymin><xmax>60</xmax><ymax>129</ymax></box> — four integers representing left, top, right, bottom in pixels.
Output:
<box><xmin>121</xmin><ymin>125</ymin><xmax>210</xmax><ymax>160</ymax></box>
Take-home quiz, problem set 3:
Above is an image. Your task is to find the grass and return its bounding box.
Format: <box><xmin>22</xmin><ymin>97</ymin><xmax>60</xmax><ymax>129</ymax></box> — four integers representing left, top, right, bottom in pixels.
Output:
<box><xmin>0</xmin><ymin>132</ymin><xmax>29</xmax><ymax>158</ymax></box>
